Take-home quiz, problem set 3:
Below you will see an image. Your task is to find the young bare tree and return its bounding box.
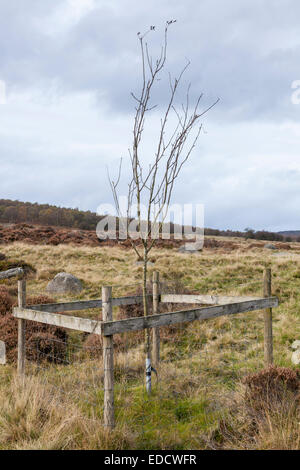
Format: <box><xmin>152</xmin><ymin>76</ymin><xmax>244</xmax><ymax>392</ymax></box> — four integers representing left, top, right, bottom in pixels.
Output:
<box><xmin>109</xmin><ymin>20</ymin><xmax>218</xmax><ymax>393</ymax></box>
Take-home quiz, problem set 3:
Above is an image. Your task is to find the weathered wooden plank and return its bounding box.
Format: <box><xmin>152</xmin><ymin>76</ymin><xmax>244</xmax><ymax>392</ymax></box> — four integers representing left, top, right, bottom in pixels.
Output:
<box><xmin>17</xmin><ymin>279</ymin><xmax>26</xmax><ymax>377</ymax></box>
<box><xmin>29</xmin><ymin>295</ymin><xmax>145</xmax><ymax>312</ymax></box>
<box><xmin>13</xmin><ymin>307</ymin><xmax>102</xmax><ymax>335</ymax></box>
<box><xmin>29</xmin><ymin>299</ymin><xmax>102</xmax><ymax>313</ymax></box>
<box><xmin>0</xmin><ymin>267</ymin><xmax>24</xmax><ymax>280</ymax></box>
<box><xmin>161</xmin><ymin>294</ymin><xmax>261</xmax><ymax>305</ymax></box>
<box><xmin>102</xmin><ymin>297</ymin><xmax>279</xmax><ymax>336</ymax></box>
<box><xmin>263</xmin><ymin>268</ymin><xmax>273</xmax><ymax>365</ymax></box>
<box><xmin>102</xmin><ymin>286</ymin><xmax>115</xmax><ymax>429</ymax></box>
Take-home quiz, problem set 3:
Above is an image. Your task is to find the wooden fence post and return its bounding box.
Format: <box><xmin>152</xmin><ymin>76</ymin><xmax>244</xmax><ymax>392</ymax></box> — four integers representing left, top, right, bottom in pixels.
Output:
<box><xmin>263</xmin><ymin>267</ymin><xmax>273</xmax><ymax>366</ymax></box>
<box><xmin>17</xmin><ymin>278</ymin><xmax>26</xmax><ymax>377</ymax></box>
<box><xmin>102</xmin><ymin>286</ymin><xmax>115</xmax><ymax>430</ymax></box>
<box><xmin>152</xmin><ymin>271</ymin><xmax>160</xmax><ymax>367</ymax></box>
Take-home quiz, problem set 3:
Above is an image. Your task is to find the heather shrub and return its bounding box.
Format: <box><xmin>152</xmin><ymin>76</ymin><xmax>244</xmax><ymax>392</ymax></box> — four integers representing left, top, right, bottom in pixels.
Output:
<box><xmin>0</xmin><ymin>293</ymin><xmax>67</xmax><ymax>363</ymax></box>
<box><xmin>243</xmin><ymin>366</ymin><xmax>300</xmax><ymax>417</ymax></box>
<box><xmin>0</xmin><ymin>286</ymin><xmax>14</xmax><ymax>316</ymax></box>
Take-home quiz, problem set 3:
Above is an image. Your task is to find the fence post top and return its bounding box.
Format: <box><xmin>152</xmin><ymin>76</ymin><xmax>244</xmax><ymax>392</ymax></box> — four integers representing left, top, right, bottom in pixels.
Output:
<box><xmin>17</xmin><ymin>268</ymin><xmax>25</xmax><ymax>279</ymax></box>
<box><xmin>102</xmin><ymin>285</ymin><xmax>112</xmax><ymax>301</ymax></box>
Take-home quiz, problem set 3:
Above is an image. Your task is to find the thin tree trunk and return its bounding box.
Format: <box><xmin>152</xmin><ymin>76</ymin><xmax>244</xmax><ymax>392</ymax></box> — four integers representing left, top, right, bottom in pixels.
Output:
<box><xmin>143</xmin><ymin>244</ymin><xmax>151</xmax><ymax>393</ymax></box>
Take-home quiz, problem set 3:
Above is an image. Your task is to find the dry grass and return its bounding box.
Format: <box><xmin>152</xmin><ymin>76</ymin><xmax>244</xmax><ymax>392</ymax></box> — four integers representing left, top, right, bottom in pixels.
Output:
<box><xmin>0</xmin><ymin>373</ymin><xmax>134</xmax><ymax>450</ymax></box>
<box><xmin>0</xmin><ymin>239</ymin><xmax>300</xmax><ymax>449</ymax></box>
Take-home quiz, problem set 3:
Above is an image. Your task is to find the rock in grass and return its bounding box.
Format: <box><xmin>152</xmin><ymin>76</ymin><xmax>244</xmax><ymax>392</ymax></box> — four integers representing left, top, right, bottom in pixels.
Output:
<box><xmin>178</xmin><ymin>242</ymin><xmax>202</xmax><ymax>254</ymax></box>
<box><xmin>291</xmin><ymin>340</ymin><xmax>300</xmax><ymax>365</ymax></box>
<box><xmin>46</xmin><ymin>272</ymin><xmax>83</xmax><ymax>294</ymax></box>
<box><xmin>264</xmin><ymin>243</ymin><xmax>276</xmax><ymax>250</ymax></box>
<box><xmin>292</xmin><ymin>350</ymin><xmax>300</xmax><ymax>365</ymax></box>
<box><xmin>292</xmin><ymin>340</ymin><xmax>300</xmax><ymax>350</ymax></box>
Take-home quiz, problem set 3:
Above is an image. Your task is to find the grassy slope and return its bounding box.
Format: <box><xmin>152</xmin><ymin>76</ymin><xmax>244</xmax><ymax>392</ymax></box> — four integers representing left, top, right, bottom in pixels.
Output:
<box><xmin>0</xmin><ymin>239</ymin><xmax>300</xmax><ymax>449</ymax></box>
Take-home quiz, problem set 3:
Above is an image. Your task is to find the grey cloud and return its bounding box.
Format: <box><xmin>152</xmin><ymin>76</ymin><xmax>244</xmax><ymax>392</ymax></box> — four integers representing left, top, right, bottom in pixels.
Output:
<box><xmin>1</xmin><ymin>0</ymin><xmax>300</xmax><ymax>232</ymax></box>
<box><xmin>171</xmin><ymin>165</ymin><xmax>300</xmax><ymax>232</ymax></box>
<box><xmin>1</xmin><ymin>0</ymin><xmax>300</xmax><ymax>121</ymax></box>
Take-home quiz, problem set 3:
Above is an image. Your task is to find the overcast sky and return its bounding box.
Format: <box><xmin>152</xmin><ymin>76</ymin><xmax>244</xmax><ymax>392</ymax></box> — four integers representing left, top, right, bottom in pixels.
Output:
<box><xmin>0</xmin><ymin>0</ymin><xmax>300</xmax><ymax>231</ymax></box>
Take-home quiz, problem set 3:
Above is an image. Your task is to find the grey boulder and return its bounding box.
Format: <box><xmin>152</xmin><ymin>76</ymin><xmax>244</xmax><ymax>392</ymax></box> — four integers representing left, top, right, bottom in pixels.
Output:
<box><xmin>178</xmin><ymin>242</ymin><xmax>202</xmax><ymax>254</ymax></box>
<box><xmin>46</xmin><ymin>272</ymin><xmax>83</xmax><ymax>294</ymax></box>
<box><xmin>264</xmin><ymin>243</ymin><xmax>277</xmax><ymax>250</ymax></box>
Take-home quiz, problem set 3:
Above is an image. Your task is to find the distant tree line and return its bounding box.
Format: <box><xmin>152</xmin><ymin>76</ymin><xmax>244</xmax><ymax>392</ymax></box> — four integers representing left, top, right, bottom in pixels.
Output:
<box><xmin>205</xmin><ymin>227</ymin><xmax>297</xmax><ymax>242</ymax></box>
<box><xmin>0</xmin><ymin>199</ymin><xmax>102</xmax><ymax>230</ymax></box>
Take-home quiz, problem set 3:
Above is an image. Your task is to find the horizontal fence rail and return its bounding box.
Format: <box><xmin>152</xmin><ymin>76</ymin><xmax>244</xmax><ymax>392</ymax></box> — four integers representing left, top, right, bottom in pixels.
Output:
<box><xmin>29</xmin><ymin>293</ymin><xmax>264</xmax><ymax>314</ymax></box>
<box><xmin>13</xmin><ymin>296</ymin><xmax>278</xmax><ymax>337</ymax></box>
<box><xmin>29</xmin><ymin>295</ymin><xmax>147</xmax><ymax>313</ymax></box>
<box><xmin>102</xmin><ymin>297</ymin><xmax>278</xmax><ymax>335</ymax></box>
<box><xmin>161</xmin><ymin>293</ymin><xmax>262</xmax><ymax>305</ymax></box>
<box><xmin>0</xmin><ymin>267</ymin><xmax>24</xmax><ymax>280</ymax></box>
<box><xmin>13</xmin><ymin>307</ymin><xmax>102</xmax><ymax>334</ymax></box>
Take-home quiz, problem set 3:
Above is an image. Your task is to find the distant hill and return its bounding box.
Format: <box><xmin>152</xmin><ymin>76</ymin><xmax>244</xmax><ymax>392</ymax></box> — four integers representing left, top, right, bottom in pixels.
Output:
<box><xmin>0</xmin><ymin>199</ymin><xmax>296</xmax><ymax>242</ymax></box>
<box><xmin>278</xmin><ymin>231</ymin><xmax>300</xmax><ymax>240</ymax></box>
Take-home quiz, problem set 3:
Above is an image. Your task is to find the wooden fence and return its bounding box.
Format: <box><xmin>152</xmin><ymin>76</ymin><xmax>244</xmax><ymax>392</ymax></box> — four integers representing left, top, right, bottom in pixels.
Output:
<box><xmin>4</xmin><ymin>267</ymin><xmax>278</xmax><ymax>430</ymax></box>
<box><xmin>0</xmin><ymin>267</ymin><xmax>24</xmax><ymax>280</ymax></box>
